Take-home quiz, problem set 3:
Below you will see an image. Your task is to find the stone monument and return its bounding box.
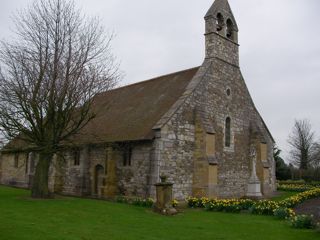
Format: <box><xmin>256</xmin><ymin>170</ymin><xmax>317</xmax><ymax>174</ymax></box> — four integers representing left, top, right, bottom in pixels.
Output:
<box><xmin>246</xmin><ymin>146</ymin><xmax>262</xmax><ymax>198</ymax></box>
<box><xmin>154</xmin><ymin>175</ymin><xmax>177</xmax><ymax>215</ymax></box>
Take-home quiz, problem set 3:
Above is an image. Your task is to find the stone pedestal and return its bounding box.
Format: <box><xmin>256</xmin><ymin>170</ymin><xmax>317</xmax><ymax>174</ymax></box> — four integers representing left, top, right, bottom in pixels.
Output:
<box><xmin>246</xmin><ymin>146</ymin><xmax>262</xmax><ymax>198</ymax></box>
<box><xmin>154</xmin><ymin>182</ymin><xmax>177</xmax><ymax>215</ymax></box>
<box><xmin>246</xmin><ymin>176</ymin><xmax>262</xmax><ymax>198</ymax></box>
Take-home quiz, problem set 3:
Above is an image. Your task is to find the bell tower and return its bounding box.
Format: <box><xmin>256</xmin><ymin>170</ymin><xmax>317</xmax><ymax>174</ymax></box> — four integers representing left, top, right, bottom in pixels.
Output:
<box><xmin>204</xmin><ymin>0</ymin><xmax>239</xmax><ymax>66</ymax></box>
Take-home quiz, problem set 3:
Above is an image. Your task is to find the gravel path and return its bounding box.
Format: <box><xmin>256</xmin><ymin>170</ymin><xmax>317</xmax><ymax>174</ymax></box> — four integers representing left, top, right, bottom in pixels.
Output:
<box><xmin>294</xmin><ymin>198</ymin><xmax>320</xmax><ymax>222</ymax></box>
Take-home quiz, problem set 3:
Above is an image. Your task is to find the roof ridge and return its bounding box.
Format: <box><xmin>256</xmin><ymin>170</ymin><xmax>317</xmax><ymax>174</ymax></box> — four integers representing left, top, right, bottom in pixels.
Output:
<box><xmin>105</xmin><ymin>66</ymin><xmax>200</xmax><ymax>94</ymax></box>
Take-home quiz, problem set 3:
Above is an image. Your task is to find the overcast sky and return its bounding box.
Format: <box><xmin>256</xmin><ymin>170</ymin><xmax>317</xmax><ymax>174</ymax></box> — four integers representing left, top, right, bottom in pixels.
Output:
<box><xmin>1</xmin><ymin>0</ymin><xmax>319</xmax><ymax>161</ymax></box>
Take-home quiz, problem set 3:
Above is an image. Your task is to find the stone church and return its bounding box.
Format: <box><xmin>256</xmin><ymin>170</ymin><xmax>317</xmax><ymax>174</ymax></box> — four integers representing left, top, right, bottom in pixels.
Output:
<box><xmin>0</xmin><ymin>0</ymin><xmax>276</xmax><ymax>200</ymax></box>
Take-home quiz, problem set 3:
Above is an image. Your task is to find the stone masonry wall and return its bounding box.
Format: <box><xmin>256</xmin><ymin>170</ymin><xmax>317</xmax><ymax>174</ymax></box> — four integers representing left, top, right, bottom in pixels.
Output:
<box><xmin>1</xmin><ymin>141</ymin><xmax>154</xmax><ymax>200</ymax></box>
<box><xmin>0</xmin><ymin>153</ymin><xmax>29</xmax><ymax>188</ymax></box>
<box><xmin>155</xmin><ymin>2</ymin><xmax>276</xmax><ymax>199</ymax></box>
<box><xmin>157</xmin><ymin>56</ymin><xmax>275</xmax><ymax>200</ymax></box>
<box><xmin>116</xmin><ymin>143</ymin><xmax>153</xmax><ymax>198</ymax></box>
<box><xmin>51</xmin><ymin>142</ymin><xmax>153</xmax><ymax>198</ymax></box>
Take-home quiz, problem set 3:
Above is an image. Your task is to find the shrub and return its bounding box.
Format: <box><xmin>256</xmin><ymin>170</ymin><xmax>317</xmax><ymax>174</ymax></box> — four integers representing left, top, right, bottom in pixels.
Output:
<box><xmin>291</xmin><ymin>215</ymin><xmax>315</xmax><ymax>229</ymax></box>
<box><xmin>273</xmin><ymin>207</ymin><xmax>295</xmax><ymax>220</ymax></box>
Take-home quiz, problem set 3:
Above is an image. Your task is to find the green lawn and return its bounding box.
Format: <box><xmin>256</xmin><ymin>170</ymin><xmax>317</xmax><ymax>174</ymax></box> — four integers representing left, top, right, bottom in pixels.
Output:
<box><xmin>0</xmin><ymin>186</ymin><xmax>319</xmax><ymax>240</ymax></box>
<box><xmin>271</xmin><ymin>191</ymin><xmax>299</xmax><ymax>201</ymax></box>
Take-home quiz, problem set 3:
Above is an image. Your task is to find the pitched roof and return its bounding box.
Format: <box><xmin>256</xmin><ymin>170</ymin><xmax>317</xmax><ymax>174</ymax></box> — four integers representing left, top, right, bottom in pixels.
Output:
<box><xmin>205</xmin><ymin>0</ymin><xmax>238</xmax><ymax>31</ymax></box>
<box><xmin>71</xmin><ymin>67</ymin><xmax>200</xmax><ymax>144</ymax></box>
<box><xmin>206</xmin><ymin>0</ymin><xmax>228</xmax><ymax>16</ymax></box>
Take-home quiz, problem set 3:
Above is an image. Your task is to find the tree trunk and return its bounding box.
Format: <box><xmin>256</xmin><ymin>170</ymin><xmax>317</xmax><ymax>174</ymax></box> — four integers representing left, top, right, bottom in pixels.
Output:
<box><xmin>31</xmin><ymin>152</ymin><xmax>53</xmax><ymax>198</ymax></box>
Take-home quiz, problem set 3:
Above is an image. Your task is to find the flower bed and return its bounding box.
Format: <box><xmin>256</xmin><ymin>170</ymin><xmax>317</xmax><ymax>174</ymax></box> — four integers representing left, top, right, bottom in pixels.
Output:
<box><xmin>186</xmin><ymin>197</ymin><xmax>254</xmax><ymax>213</ymax></box>
<box><xmin>186</xmin><ymin>188</ymin><xmax>320</xmax><ymax>216</ymax></box>
<box><xmin>277</xmin><ymin>180</ymin><xmax>320</xmax><ymax>192</ymax></box>
<box><xmin>115</xmin><ymin>196</ymin><xmax>154</xmax><ymax>208</ymax></box>
<box><xmin>291</xmin><ymin>215</ymin><xmax>315</xmax><ymax>229</ymax></box>
<box><xmin>279</xmin><ymin>180</ymin><xmax>320</xmax><ymax>186</ymax></box>
<box><xmin>205</xmin><ymin>199</ymin><xmax>254</xmax><ymax>213</ymax></box>
<box><xmin>249</xmin><ymin>200</ymin><xmax>280</xmax><ymax>215</ymax></box>
<box><xmin>277</xmin><ymin>184</ymin><xmax>314</xmax><ymax>192</ymax></box>
<box><xmin>115</xmin><ymin>196</ymin><xmax>179</xmax><ymax>208</ymax></box>
<box><xmin>278</xmin><ymin>188</ymin><xmax>320</xmax><ymax>208</ymax></box>
<box><xmin>186</xmin><ymin>197</ymin><xmax>210</xmax><ymax>208</ymax></box>
<box><xmin>274</xmin><ymin>207</ymin><xmax>296</xmax><ymax>220</ymax></box>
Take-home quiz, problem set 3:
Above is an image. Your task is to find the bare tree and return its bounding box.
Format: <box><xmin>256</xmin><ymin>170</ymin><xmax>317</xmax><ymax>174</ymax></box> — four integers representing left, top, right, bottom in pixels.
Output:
<box><xmin>287</xmin><ymin>119</ymin><xmax>317</xmax><ymax>170</ymax></box>
<box><xmin>0</xmin><ymin>0</ymin><xmax>120</xmax><ymax>198</ymax></box>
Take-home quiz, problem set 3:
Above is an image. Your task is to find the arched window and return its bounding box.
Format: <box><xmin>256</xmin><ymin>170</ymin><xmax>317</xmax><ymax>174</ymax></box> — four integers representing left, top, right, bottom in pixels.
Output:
<box><xmin>225</xmin><ymin>117</ymin><xmax>231</xmax><ymax>147</ymax></box>
<box><xmin>105</xmin><ymin>149</ymin><xmax>109</xmax><ymax>174</ymax></box>
<box><xmin>216</xmin><ymin>13</ymin><xmax>224</xmax><ymax>32</ymax></box>
<box><xmin>226</xmin><ymin>88</ymin><xmax>231</xmax><ymax>97</ymax></box>
<box><xmin>14</xmin><ymin>153</ymin><xmax>19</xmax><ymax>168</ymax></box>
<box><xmin>226</xmin><ymin>19</ymin><xmax>234</xmax><ymax>39</ymax></box>
<box><xmin>73</xmin><ymin>149</ymin><xmax>80</xmax><ymax>166</ymax></box>
<box><xmin>123</xmin><ymin>147</ymin><xmax>132</xmax><ymax>167</ymax></box>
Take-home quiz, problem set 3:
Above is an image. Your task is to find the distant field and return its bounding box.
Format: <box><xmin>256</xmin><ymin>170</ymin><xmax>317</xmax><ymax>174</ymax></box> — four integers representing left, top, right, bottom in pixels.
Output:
<box><xmin>0</xmin><ymin>186</ymin><xmax>319</xmax><ymax>240</ymax></box>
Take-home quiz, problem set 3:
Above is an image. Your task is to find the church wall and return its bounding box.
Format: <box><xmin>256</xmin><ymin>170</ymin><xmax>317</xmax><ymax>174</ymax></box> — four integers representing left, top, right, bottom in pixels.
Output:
<box><xmin>0</xmin><ymin>142</ymin><xmax>154</xmax><ymax>199</ymax></box>
<box><xmin>155</xmin><ymin>64</ymin><xmax>208</xmax><ymax>200</ymax></box>
<box><xmin>158</xmin><ymin>118</ymin><xmax>196</xmax><ymax>200</ymax></box>
<box><xmin>203</xmin><ymin>58</ymin><xmax>274</xmax><ymax>198</ymax></box>
<box><xmin>116</xmin><ymin>143</ymin><xmax>153</xmax><ymax>198</ymax></box>
<box><xmin>203</xmin><ymin>60</ymin><xmax>252</xmax><ymax>198</ymax></box>
<box><xmin>55</xmin><ymin>148</ymin><xmax>91</xmax><ymax>196</ymax></box>
<box><xmin>0</xmin><ymin>152</ymin><xmax>29</xmax><ymax>188</ymax></box>
<box><xmin>158</xmin><ymin>56</ymin><xmax>275</xmax><ymax>199</ymax></box>
<box><xmin>51</xmin><ymin>142</ymin><xmax>153</xmax><ymax>198</ymax></box>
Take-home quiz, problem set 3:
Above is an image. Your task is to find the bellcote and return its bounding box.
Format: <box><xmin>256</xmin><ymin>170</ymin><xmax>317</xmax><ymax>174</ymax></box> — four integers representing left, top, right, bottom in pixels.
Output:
<box><xmin>204</xmin><ymin>0</ymin><xmax>239</xmax><ymax>66</ymax></box>
<box><xmin>205</xmin><ymin>0</ymin><xmax>238</xmax><ymax>42</ymax></box>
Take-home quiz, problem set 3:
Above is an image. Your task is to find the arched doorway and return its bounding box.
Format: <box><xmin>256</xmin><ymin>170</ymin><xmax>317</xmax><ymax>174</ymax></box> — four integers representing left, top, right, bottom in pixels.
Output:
<box><xmin>94</xmin><ymin>164</ymin><xmax>105</xmax><ymax>196</ymax></box>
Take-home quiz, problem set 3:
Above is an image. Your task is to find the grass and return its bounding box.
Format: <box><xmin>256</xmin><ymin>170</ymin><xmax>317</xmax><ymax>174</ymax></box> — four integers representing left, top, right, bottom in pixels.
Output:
<box><xmin>271</xmin><ymin>191</ymin><xmax>299</xmax><ymax>201</ymax></box>
<box><xmin>0</xmin><ymin>186</ymin><xmax>319</xmax><ymax>240</ymax></box>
